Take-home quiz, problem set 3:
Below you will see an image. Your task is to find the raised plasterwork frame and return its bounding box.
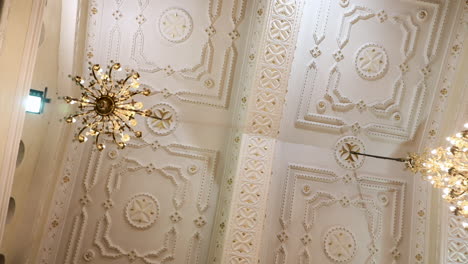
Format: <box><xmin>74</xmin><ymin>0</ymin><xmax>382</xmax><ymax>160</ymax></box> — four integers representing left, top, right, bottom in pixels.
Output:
<box><xmin>29</xmin><ymin>1</ymin><xmax>468</xmax><ymax>264</ymax></box>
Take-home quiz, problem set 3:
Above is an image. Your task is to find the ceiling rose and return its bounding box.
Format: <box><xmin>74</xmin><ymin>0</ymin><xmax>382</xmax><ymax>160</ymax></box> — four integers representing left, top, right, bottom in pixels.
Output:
<box><xmin>355</xmin><ymin>43</ymin><xmax>389</xmax><ymax>80</ymax></box>
<box><xmin>159</xmin><ymin>8</ymin><xmax>193</xmax><ymax>43</ymax></box>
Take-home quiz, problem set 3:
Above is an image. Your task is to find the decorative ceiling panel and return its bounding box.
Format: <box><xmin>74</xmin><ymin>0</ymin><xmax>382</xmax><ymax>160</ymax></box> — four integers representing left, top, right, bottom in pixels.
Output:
<box><xmin>262</xmin><ymin>0</ymin><xmax>464</xmax><ymax>264</ymax></box>
<box><xmin>280</xmin><ymin>0</ymin><xmax>455</xmax><ymax>142</ymax></box>
<box><xmin>40</xmin><ymin>0</ymin><xmax>256</xmax><ymax>263</ymax></box>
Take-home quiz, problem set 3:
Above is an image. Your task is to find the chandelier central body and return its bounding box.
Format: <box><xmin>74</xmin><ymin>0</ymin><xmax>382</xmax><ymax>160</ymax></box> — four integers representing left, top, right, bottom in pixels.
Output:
<box><xmin>95</xmin><ymin>95</ymin><xmax>116</xmax><ymax>116</ymax></box>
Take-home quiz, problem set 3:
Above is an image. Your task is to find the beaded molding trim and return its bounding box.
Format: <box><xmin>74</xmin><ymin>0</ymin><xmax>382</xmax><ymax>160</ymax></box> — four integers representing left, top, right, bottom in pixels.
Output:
<box><xmin>245</xmin><ymin>0</ymin><xmax>303</xmax><ymax>137</ymax></box>
<box><xmin>222</xmin><ymin>135</ymin><xmax>275</xmax><ymax>263</ymax></box>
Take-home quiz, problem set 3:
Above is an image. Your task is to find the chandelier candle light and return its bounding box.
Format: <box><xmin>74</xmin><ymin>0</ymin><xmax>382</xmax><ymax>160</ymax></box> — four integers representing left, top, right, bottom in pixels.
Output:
<box><xmin>351</xmin><ymin>124</ymin><xmax>468</xmax><ymax>227</ymax></box>
<box><xmin>64</xmin><ymin>62</ymin><xmax>157</xmax><ymax>150</ymax></box>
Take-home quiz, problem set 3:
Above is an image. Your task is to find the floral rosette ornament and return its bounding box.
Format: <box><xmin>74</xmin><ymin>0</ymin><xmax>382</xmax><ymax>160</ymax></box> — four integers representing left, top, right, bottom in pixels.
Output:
<box><xmin>64</xmin><ymin>61</ymin><xmax>159</xmax><ymax>150</ymax></box>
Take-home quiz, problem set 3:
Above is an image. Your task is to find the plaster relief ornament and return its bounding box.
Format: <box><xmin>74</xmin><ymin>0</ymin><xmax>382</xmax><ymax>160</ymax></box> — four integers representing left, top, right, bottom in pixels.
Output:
<box><xmin>82</xmin><ymin>249</ymin><xmax>95</xmax><ymax>262</ymax></box>
<box><xmin>334</xmin><ymin>136</ymin><xmax>366</xmax><ymax>170</ymax></box>
<box><xmin>159</xmin><ymin>8</ymin><xmax>193</xmax><ymax>43</ymax></box>
<box><xmin>355</xmin><ymin>43</ymin><xmax>389</xmax><ymax>80</ymax></box>
<box><xmin>323</xmin><ymin>226</ymin><xmax>357</xmax><ymax>263</ymax></box>
<box><xmin>64</xmin><ymin>62</ymin><xmax>167</xmax><ymax>151</ymax></box>
<box><xmin>146</xmin><ymin>103</ymin><xmax>177</xmax><ymax>136</ymax></box>
<box><xmin>125</xmin><ymin>193</ymin><xmax>160</xmax><ymax>229</ymax></box>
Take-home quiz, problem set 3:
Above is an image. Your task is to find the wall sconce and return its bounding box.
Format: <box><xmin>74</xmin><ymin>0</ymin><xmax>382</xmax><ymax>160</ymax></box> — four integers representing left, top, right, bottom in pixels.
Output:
<box><xmin>25</xmin><ymin>87</ymin><xmax>51</xmax><ymax>114</ymax></box>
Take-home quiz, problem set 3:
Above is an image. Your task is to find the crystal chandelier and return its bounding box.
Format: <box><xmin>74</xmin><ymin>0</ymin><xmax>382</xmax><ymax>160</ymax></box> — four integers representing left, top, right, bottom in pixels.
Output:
<box><xmin>64</xmin><ymin>62</ymin><xmax>157</xmax><ymax>150</ymax></box>
<box><xmin>351</xmin><ymin>123</ymin><xmax>468</xmax><ymax>226</ymax></box>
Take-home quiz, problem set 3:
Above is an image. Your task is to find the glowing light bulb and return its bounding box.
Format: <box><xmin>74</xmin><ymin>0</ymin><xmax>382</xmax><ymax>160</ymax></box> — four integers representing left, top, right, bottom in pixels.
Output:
<box><xmin>121</xmin><ymin>134</ymin><xmax>130</xmax><ymax>142</ymax></box>
<box><xmin>78</xmin><ymin>135</ymin><xmax>88</xmax><ymax>143</ymax></box>
<box><xmin>134</xmin><ymin>102</ymin><xmax>143</xmax><ymax>109</ymax></box>
<box><xmin>463</xmin><ymin>222</ymin><xmax>468</xmax><ymax>229</ymax></box>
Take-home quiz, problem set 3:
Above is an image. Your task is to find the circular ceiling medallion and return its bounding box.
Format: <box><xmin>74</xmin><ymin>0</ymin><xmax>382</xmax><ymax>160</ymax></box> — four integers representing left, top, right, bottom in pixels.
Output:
<box><xmin>125</xmin><ymin>193</ymin><xmax>160</xmax><ymax>229</ymax></box>
<box><xmin>159</xmin><ymin>8</ymin><xmax>193</xmax><ymax>43</ymax></box>
<box><xmin>334</xmin><ymin>136</ymin><xmax>365</xmax><ymax>170</ymax></box>
<box><xmin>323</xmin><ymin>226</ymin><xmax>357</xmax><ymax>263</ymax></box>
<box><xmin>146</xmin><ymin>103</ymin><xmax>178</xmax><ymax>136</ymax></box>
<box><xmin>355</xmin><ymin>43</ymin><xmax>389</xmax><ymax>80</ymax></box>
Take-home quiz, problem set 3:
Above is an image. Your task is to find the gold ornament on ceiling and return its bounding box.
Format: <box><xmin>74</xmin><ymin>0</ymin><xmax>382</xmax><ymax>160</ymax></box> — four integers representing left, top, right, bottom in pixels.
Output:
<box><xmin>64</xmin><ymin>61</ymin><xmax>162</xmax><ymax>151</ymax></box>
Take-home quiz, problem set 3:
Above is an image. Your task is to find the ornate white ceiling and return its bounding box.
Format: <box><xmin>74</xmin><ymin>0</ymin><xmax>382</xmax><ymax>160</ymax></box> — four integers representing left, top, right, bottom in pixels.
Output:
<box><xmin>38</xmin><ymin>0</ymin><xmax>258</xmax><ymax>263</ymax></box>
<box><xmin>35</xmin><ymin>0</ymin><xmax>467</xmax><ymax>264</ymax></box>
<box><xmin>261</xmin><ymin>0</ymin><xmax>467</xmax><ymax>264</ymax></box>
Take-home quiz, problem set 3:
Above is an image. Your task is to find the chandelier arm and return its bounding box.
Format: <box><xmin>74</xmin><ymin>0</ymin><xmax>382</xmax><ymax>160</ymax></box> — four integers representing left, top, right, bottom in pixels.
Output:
<box><xmin>77</xmin><ymin>124</ymin><xmax>90</xmax><ymax>138</ymax></box>
<box><xmin>109</xmin><ymin>63</ymin><xmax>117</xmax><ymax>81</ymax></box>
<box><xmin>91</xmin><ymin>65</ymin><xmax>101</xmax><ymax>83</ymax></box>
<box><xmin>111</xmin><ymin>132</ymin><xmax>126</xmax><ymax>149</ymax></box>
<box><xmin>349</xmin><ymin>151</ymin><xmax>409</xmax><ymax>163</ymax></box>
<box><xmin>73</xmin><ymin>75</ymin><xmax>101</xmax><ymax>99</ymax></box>
<box><xmin>70</xmin><ymin>109</ymin><xmax>96</xmax><ymax>119</ymax></box>
<box><xmin>107</xmin><ymin>114</ymin><xmax>124</xmax><ymax>133</ymax></box>
<box><xmin>83</xmin><ymin>85</ymin><xmax>101</xmax><ymax>99</ymax></box>
<box><xmin>122</xmin><ymin>74</ymin><xmax>134</xmax><ymax>86</ymax></box>
<box><xmin>114</xmin><ymin>107</ymin><xmax>149</xmax><ymax>119</ymax></box>
<box><xmin>113</xmin><ymin>113</ymin><xmax>138</xmax><ymax>134</ymax></box>
<box><xmin>73</xmin><ymin>99</ymin><xmax>97</xmax><ymax>105</ymax></box>
<box><xmin>95</xmin><ymin>132</ymin><xmax>103</xmax><ymax>150</ymax></box>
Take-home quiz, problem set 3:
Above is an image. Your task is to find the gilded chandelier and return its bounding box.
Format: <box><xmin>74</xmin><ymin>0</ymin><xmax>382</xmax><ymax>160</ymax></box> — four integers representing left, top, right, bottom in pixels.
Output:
<box><xmin>406</xmin><ymin>125</ymin><xmax>468</xmax><ymax>219</ymax></box>
<box><xmin>64</xmin><ymin>62</ymin><xmax>157</xmax><ymax>150</ymax></box>
<box><xmin>352</xmin><ymin>124</ymin><xmax>468</xmax><ymax>225</ymax></box>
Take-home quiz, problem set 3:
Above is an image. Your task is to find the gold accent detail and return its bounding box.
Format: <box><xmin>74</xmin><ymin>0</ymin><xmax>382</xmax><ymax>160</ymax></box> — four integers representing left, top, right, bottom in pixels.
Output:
<box><xmin>151</xmin><ymin>108</ymin><xmax>174</xmax><ymax>130</ymax></box>
<box><xmin>405</xmin><ymin>126</ymin><xmax>468</xmax><ymax>220</ymax></box>
<box><xmin>64</xmin><ymin>62</ymin><xmax>159</xmax><ymax>150</ymax></box>
<box><xmin>339</xmin><ymin>143</ymin><xmax>360</xmax><ymax>163</ymax></box>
